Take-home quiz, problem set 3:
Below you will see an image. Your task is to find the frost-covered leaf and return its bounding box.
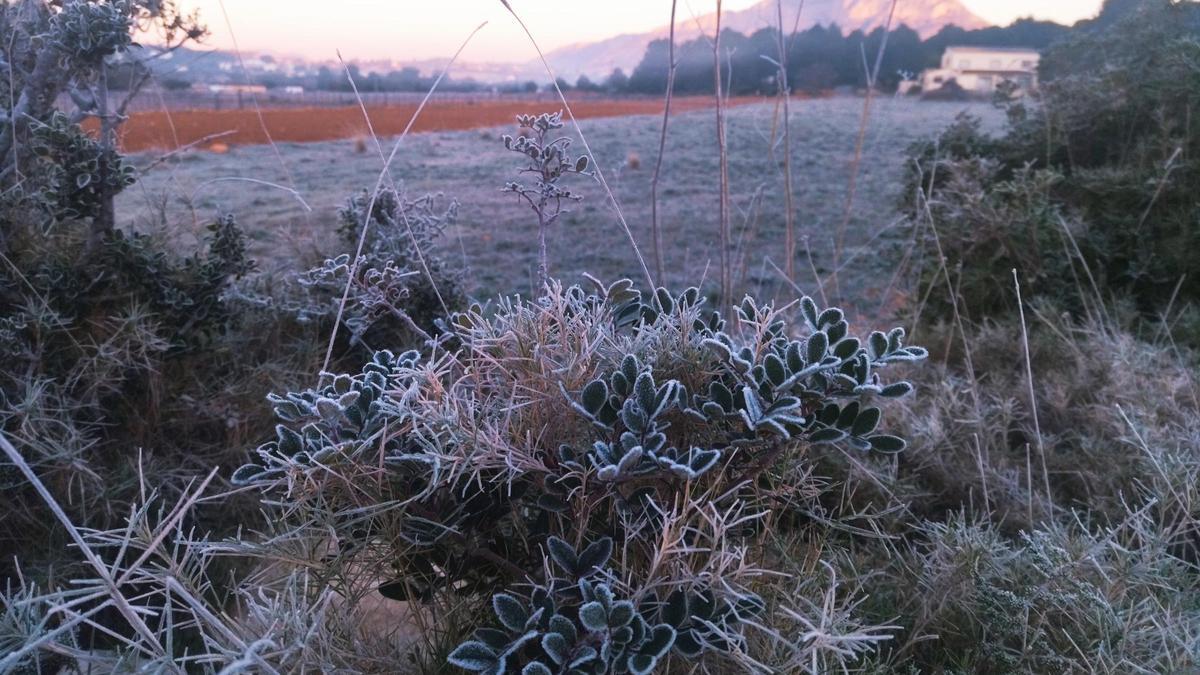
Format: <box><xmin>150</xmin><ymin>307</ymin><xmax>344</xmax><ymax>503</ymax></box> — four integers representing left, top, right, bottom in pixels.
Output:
<box><xmin>448</xmin><ymin>641</ymin><xmax>498</xmax><ymax>672</ymax></box>
<box><xmin>547</xmin><ymin>537</ymin><xmax>579</xmax><ymax>575</ymax></box>
<box><xmin>493</xmin><ymin>593</ymin><xmax>529</xmax><ymax>632</ymax></box>
<box><xmin>581</xmin><ymin>379</ymin><xmax>608</xmax><ymax>414</ymax></box>
<box><xmin>869</xmin><ymin>435</ymin><xmax>907</xmax><ymax>453</ymax></box>
<box><xmin>579</xmin><ymin>601</ymin><xmax>608</xmax><ymax>632</ymax></box>
<box><xmin>577</xmin><ymin>537</ymin><xmax>613</xmax><ymax>577</ymax></box>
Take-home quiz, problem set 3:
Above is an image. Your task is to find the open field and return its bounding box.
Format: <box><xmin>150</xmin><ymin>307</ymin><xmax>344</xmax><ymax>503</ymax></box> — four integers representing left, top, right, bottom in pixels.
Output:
<box><xmin>9</xmin><ymin>2</ymin><xmax>1200</xmax><ymax>670</ymax></box>
<box><xmin>104</xmin><ymin>96</ymin><xmax>762</xmax><ymax>152</ymax></box>
<box><xmin>120</xmin><ymin>95</ymin><xmax>1002</xmax><ymax>310</ymax></box>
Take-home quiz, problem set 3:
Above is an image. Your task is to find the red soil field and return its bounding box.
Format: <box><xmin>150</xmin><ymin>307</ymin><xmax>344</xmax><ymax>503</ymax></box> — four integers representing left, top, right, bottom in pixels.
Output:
<box><xmin>107</xmin><ymin>96</ymin><xmax>761</xmax><ymax>153</ymax></box>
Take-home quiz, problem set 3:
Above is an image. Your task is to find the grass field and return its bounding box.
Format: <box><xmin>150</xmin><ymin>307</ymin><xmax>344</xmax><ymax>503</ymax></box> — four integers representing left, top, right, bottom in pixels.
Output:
<box><xmin>119</xmin><ymin>96</ymin><xmax>1001</xmax><ymax>311</ymax></box>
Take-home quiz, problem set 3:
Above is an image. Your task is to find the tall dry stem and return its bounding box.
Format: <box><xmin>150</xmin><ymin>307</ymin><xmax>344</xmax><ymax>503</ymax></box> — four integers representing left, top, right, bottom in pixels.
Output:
<box><xmin>215</xmin><ymin>0</ymin><xmax>304</xmax><ymax>224</ymax></box>
<box><xmin>832</xmin><ymin>0</ymin><xmax>898</xmax><ymax>302</ymax></box>
<box><xmin>775</xmin><ymin>0</ymin><xmax>799</xmax><ymax>283</ymax></box>
<box><xmin>319</xmin><ymin>22</ymin><xmax>485</xmax><ymax>379</ymax></box>
<box><xmin>1013</xmin><ymin>269</ymin><xmax>1052</xmax><ymax>507</ymax></box>
<box><xmin>713</xmin><ymin>0</ymin><xmax>732</xmax><ymax>302</ymax></box>
<box><xmin>649</xmin><ymin>0</ymin><xmax>679</xmax><ymax>285</ymax></box>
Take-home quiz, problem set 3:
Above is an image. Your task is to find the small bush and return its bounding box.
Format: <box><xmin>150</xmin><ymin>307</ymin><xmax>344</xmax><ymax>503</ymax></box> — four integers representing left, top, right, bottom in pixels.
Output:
<box><xmin>906</xmin><ymin>1</ymin><xmax>1200</xmax><ymax>321</ymax></box>
<box><xmin>294</xmin><ymin>188</ymin><xmax>466</xmax><ymax>345</ymax></box>
<box><xmin>907</xmin><ymin>156</ymin><xmax>1082</xmax><ymax>320</ymax></box>
<box><xmin>233</xmin><ymin>281</ymin><xmax>925</xmax><ymax>672</ymax></box>
<box><xmin>0</xmin><ymin>211</ymin><xmax>292</xmax><ymax>574</ymax></box>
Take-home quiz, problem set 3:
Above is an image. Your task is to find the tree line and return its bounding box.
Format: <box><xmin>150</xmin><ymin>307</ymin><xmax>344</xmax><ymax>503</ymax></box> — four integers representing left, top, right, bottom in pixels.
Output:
<box><xmin>617</xmin><ymin>19</ymin><xmax>1070</xmax><ymax>96</ymax></box>
<box><xmin>313</xmin><ymin>19</ymin><xmax>1070</xmax><ymax>96</ymax></box>
<box><xmin>150</xmin><ymin>19</ymin><xmax>1071</xmax><ymax>97</ymax></box>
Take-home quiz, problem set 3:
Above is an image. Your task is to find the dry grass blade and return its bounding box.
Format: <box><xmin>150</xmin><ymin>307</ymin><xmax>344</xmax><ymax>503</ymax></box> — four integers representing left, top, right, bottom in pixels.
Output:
<box><xmin>319</xmin><ymin>22</ymin><xmax>487</xmax><ymax>379</ymax></box>
<box><xmin>649</xmin><ymin>0</ymin><xmax>679</xmax><ymax>285</ymax></box>
<box><xmin>137</xmin><ymin>129</ymin><xmax>237</xmax><ymax>174</ymax></box>
<box><xmin>0</xmin><ymin>431</ymin><xmax>178</xmax><ymax>671</ymax></box>
<box><xmin>775</xmin><ymin>0</ymin><xmax>802</xmax><ymax>284</ymax></box>
<box><xmin>215</xmin><ymin>0</ymin><xmax>305</xmax><ymax>222</ymax></box>
<box><xmin>335</xmin><ymin>47</ymin><xmax>457</xmax><ymax>333</ymax></box>
<box><xmin>1012</xmin><ymin>269</ymin><xmax>1052</xmax><ymax>508</ymax></box>
<box><xmin>832</xmin><ymin>0</ymin><xmax>898</xmax><ymax>302</ymax></box>
<box><xmin>713</xmin><ymin>0</ymin><xmax>732</xmax><ymax>302</ymax></box>
<box><xmin>191</xmin><ymin>177</ymin><xmax>312</xmax><ymax>212</ymax></box>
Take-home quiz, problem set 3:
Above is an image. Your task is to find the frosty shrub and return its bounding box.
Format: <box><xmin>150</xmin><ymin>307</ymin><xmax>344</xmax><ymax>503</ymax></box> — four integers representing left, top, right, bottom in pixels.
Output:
<box><xmin>234</xmin><ymin>280</ymin><xmax>926</xmax><ymax>671</ymax></box>
<box><xmin>284</xmin><ymin>188</ymin><xmax>465</xmax><ymax>347</ymax></box>
<box><xmin>0</xmin><ymin>212</ymin><xmax>260</xmax><ymax>569</ymax></box>
<box><xmin>1</xmin><ymin>0</ymin><xmax>204</xmax><ymax>244</ymax></box>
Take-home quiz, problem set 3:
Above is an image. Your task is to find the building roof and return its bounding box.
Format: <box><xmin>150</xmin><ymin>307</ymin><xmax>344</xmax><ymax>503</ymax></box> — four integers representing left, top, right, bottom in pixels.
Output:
<box><xmin>944</xmin><ymin>45</ymin><xmax>1040</xmax><ymax>55</ymax></box>
<box><xmin>958</xmin><ymin>68</ymin><xmax>1038</xmax><ymax>74</ymax></box>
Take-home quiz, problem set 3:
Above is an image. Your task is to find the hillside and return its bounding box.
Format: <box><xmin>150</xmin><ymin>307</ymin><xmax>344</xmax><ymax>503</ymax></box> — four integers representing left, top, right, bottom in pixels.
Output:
<box><xmin>545</xmin><ymin>0</ymin><xmax>989</xmax><ymax>79</ymax></box>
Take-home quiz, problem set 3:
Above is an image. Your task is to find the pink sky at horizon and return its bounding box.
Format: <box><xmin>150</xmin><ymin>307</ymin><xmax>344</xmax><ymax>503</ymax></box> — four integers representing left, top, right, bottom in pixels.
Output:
<box><xmin>181</xmin><ymin>0</ymin><xmax>1105</xmax><ymax>63</ymax></box>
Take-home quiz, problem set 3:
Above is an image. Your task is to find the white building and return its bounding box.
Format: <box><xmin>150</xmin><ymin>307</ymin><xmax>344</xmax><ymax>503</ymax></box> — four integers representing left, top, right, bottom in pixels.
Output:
<box><xmin>919</xmin><ymin>46</ymin><xmax>1040</xmax><ymax>97</ymax></box>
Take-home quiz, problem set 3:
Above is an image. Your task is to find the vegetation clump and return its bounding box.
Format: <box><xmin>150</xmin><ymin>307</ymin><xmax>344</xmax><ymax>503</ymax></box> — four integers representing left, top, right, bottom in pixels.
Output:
<box><xmin>233</xmin><ymin>281</ymin><xmax>925</xmax><ymax>671</ymax></box>
<box><xmin>289</xmin><ymin>188</ymin><xmax>465</xmax><ymax>345</ymax></box>
<box><xmin>907</xmin><ymin>0</ymin><xmax>1200</xmax><ymax>321</ymax></box>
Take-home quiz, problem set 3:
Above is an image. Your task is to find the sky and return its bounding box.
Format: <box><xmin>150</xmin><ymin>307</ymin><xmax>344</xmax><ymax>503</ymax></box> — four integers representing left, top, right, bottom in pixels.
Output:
<box><xmin>181</xmin><ymin>0</ymin><xmax>1106</xmax><ymax>63</ymax></box>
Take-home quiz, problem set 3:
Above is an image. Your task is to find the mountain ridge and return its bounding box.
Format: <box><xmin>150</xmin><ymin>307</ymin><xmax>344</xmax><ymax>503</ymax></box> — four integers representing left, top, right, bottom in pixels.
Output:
<box><xmin>544</xmin><ymin>0</ymin><xmax>990</xmax><ymax>80</ymax></box>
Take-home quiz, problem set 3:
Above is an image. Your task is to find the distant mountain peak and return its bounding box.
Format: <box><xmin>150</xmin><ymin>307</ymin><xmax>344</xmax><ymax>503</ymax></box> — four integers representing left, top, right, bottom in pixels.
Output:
<box><xmin>545</xmin><ymin>0</ymin><xmax>989</xmax><ymax>79</ymax></box>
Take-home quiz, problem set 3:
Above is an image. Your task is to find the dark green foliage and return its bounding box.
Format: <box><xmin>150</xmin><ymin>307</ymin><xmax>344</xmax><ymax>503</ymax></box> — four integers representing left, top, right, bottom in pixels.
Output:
<box><xmin>0</xmin><ymin>212</ymin><xmax>280</xmax><ymax>576</ymax></box>
<box><xmin>26</xmin><ymin>112</ymin><xmax>135</xmax><ymax>222</ymax></box>
<box><xmin>564</xmin><ymin>290</ymin><xmax>923</xmax><ymax>476</ymax></box>
<box><xmin>1</xmin><ymin>0</ymin><xmax>205</xmax><ymax>244</ymax></box>
<box><xmin>51</xmin><ymin>0</ymin><xmax>135</xmax><ymax>63</ymax></box>
<box><xmin>449</xmin><ymin>536</ymin><xmax>760</xmax><ymax>674</ymax></box>
<box><xmin>16</xmin><ymin>215</ymin><xmax>253</xmax><ymax>347</ymax></box>
<box><xmin>232</xmin><ymin>349</ymin><xmax>421</xmax><ymax>487</ymax></box>
<box><xmin>908</xmin><ymin>156</ymin><xmax>1081</xmax><ymax>319</ymax></box>
<box><xmin>907</xmin><ymin>1</ymin><xmax>1200</xmax><ymax>319</ymax></box>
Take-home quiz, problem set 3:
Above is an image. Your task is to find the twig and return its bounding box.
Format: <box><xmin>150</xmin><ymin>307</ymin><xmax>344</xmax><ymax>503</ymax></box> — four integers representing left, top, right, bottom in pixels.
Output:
<box><xmin>973</xmin><ymin>434</ymin><xmax>990</xmax><ymax>510</ymax></box>
<box><xmin>498</xmin><ymin>0</ymin><xmax>656</xmax><ymax>292</ymax></box>
<box><xmin>1056</xmin><ymin>214</ymin><xmax>1112</xmax><ymax>329</ymax></box>
<box><xmin>803</xmin><ymin>236</ymin><xmax>828</xmax><ymax>306</ymax></box>
<box><xmin>1136</xmin><ymin>146</ymin><xmax>1182</xmax><ymax>231</ymax></box>
<box><xmin>766</xmin><ymin>256</ymin><xmax>805</xmax><ymax>300</ymax></box>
